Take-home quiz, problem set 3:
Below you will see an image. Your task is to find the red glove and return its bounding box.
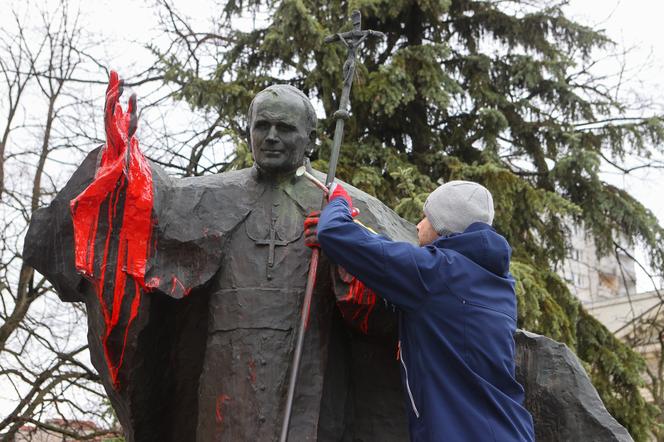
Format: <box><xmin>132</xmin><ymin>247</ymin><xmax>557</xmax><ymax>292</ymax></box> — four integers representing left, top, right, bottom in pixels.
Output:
<box><xmin>328</xmin><ymin>182</ymin><xmax>360</xmax><ymax>216</ymax></box>
<box><xmin>328</xmin><ymin>182</ymin><xmax>352</xmax><ymax>206</ymax></box>
<box><xmin>303</xmin><ymin>206</ymin><xmax>359</xmax><ymax>249</ymax></box>
<box><xmin>304</xmin><ymin>210</ymin><xmax>321</xmax><ymax>248</ymax></box>
<box><xmin>336</xmin><ymin>266</ymin><xmax>377</xmax><ymax>335</ymax></box>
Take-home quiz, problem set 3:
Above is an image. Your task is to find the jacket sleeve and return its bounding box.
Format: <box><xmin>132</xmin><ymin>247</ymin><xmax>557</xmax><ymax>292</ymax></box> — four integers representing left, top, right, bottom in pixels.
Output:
<box><xmin>318</xmin><ymin>198</ymin><xmax>446</xmax><ymax>312</ymax></box>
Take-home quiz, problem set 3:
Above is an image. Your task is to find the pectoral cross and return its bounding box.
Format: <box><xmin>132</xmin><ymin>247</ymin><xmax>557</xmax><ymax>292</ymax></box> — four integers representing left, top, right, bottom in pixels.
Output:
<box><xmin>255</xmin><ymin>212</ymin><xmax>289</xmax><ymax>280</ymax></box>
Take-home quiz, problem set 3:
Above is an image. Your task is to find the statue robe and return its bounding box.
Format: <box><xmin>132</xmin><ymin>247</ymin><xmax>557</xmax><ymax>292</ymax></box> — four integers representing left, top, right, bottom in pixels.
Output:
<box><xmin>24</xmin><ymin>147</ymin><xmax>416</xmax><ymax>441</ymax></box>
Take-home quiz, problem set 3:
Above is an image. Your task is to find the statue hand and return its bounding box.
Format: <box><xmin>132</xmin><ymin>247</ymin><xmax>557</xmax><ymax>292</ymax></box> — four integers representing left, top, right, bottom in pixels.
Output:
<box><xmin>103</xmin><ymin>70</ymin><xmax>137</xmax><ymax>161</ymax></box>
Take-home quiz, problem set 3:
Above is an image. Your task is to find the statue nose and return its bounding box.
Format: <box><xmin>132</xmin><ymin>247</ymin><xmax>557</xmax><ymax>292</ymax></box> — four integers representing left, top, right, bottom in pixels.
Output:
<box><xmin>266</xmin><ymin>125</ymin><xmax>279</xmax><ymax>142</ymax></box>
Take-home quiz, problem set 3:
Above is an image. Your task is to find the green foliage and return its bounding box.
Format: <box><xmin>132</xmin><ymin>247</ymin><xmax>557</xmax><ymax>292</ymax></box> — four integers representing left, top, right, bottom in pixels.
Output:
<box><xmin>154</xmin><ymin>0</ymin><xmax>664</xmax><ymax>437</ymax></box>
<box><xmin>511</xmin><ymin>261</ymin><xmax>578</xmax><ymax>346</ymax></box>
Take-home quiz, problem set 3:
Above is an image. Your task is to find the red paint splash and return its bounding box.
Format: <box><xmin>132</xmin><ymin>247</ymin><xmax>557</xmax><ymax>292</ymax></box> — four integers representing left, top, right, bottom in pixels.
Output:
<box><xmin>170</xmin><ymin>275</ymin><xmax>192</xmax><ymax>298</ymax></box>
<box><xmin>337</xmin><ymin>275</ymin><xmax>377</xmax><ymax>334</ymax></box>
<box><xmin>215</xmin><ymin>394</ymin><xmax>232</xmax><ymax>425</ymax></box>
<box><xmin>70</xmin><ymin>71</ymin><xmax>154</xmax><ymax>388</ymax></box>
<box><xmin>146</xmin><ymin>276</ymin><xmax>161</xmax><ymax>289</ymax></box>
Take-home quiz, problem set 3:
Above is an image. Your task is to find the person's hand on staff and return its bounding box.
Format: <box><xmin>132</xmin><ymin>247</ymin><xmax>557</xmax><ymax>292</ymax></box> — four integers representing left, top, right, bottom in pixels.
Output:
<box><xmin>304</xmin><ymin>183</ymin><xmax>359</xmax><ymax>249</ymax></box>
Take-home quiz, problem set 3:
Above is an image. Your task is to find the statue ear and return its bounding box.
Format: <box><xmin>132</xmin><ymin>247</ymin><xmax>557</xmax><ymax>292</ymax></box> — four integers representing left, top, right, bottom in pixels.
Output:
<box><xmin>246</xmin><ymin>125</ymin><xmax>255</xmax><ymax>159</ymax></box>
<box><xmin>306</xmin><ymin>129</ymin><xmax>317</xmax><ymax>157</ymax></box>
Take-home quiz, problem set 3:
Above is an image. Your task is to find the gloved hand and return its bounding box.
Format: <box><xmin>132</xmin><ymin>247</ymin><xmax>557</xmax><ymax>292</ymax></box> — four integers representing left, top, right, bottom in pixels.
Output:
<box><xmin>328</xmin><ymin>182</ymin><xmax>352</xmax><ymax>206</ymax></box>
<box><xmin>303</xmin><ymin>206</ymin><xmax>359</xmax><ymax>249</ymax></box>
<box><xmin>304</xmin><ymin>210</ymin><xmax>321</xmax><ymax>248</ymax></box>
<box><xmin>328</xmin><ymin>182</ymin><xmax>360</xmax><ymax>216</ymax></box>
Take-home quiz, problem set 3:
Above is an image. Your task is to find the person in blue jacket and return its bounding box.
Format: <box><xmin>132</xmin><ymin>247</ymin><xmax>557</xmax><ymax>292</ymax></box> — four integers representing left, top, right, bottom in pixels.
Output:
<box><xmin>306</xmin><ymin>180</ymin><xmax>535</xmax><ymax>442</ymax></box>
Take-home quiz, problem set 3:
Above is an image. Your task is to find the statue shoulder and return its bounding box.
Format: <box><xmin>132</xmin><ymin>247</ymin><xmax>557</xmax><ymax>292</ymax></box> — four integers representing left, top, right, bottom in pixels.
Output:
<box><xmin>148</xmin><ymin>167</ymin><xmax>261</xmax><ymax>298</ymax></box>
<box><xmin>161</xmin><ymin>168</ymin><xmax>259</xmax><ymax>211</ymax></box>
<box><xmin>309</xmin><ymin>168</ymin><xmax>417</xmax><ymax>244</ymax></box>
<box><xmin>169</xmin><ymin>167</ymin><xmax>255</xmax><ymax>189</ymax></box>
<box><xmin>157</xmin><ymin>167</ymin><xmax>259</xmax><ymax>232</ymax></box>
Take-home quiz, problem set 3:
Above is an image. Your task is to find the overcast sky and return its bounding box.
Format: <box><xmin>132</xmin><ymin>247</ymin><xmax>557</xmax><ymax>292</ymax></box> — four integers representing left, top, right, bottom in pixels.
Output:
<box><xmin>564</xmin><ymin>0</ymin><xmax>664</xmax><ymax>215</ymax></box>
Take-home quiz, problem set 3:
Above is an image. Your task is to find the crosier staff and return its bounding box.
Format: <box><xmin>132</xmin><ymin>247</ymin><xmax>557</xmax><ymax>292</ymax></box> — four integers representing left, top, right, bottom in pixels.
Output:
<box><xmin>279</xmin><ymin>10</ymin><xmax>384</xmax><ymax>442</ymax></box>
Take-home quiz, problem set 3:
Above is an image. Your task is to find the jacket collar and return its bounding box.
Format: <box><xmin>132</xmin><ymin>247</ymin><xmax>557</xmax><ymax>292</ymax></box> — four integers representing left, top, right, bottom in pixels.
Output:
<box><xmin>431</xmin><ymin>222</ymin><xmax>511</xmax><ymax>277</ymax></box>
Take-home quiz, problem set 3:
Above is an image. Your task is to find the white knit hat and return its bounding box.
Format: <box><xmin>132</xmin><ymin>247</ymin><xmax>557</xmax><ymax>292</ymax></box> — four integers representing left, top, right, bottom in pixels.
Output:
<box><xmin>423</xmin><ymin>180</ymin><xmax>494</xmax><ymax>235</ymax></box>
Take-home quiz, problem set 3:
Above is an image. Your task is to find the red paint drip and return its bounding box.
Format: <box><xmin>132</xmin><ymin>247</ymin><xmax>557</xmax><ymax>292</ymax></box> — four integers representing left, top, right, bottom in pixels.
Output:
<box><xmin>337</xmin><ymin>276</ymin><xmax>377</xmax><ymax>334</ymax></box>
<box><xmin>170</xmin><ymin>275</ymin><xmax>192</xmax><ymax>298</ymax></box>
<box><xmin>70</xmin><ymin>71</ymin><xmax>154</xmax><ymax>388</ymax></box>
<box><xmin>146</xmin><ymin>276</ymin><xmax>161</xmax><ymax>289</ymax></box>
<box><xmin>215</xmin><ymin>394</ymin><xmax>232</xmax><ymax>425</ymax></box>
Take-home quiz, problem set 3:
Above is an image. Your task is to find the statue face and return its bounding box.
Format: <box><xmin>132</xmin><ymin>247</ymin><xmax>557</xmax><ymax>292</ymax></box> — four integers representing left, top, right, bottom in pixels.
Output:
<box><xmin>249</xmin><ymin>91</ymin><xmax>313</xmax><ymax>175</ymax></box>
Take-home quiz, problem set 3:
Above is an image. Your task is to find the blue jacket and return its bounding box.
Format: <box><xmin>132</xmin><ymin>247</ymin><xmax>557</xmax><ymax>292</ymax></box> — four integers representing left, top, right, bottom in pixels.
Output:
<box><xmin>318</xmin><ymin>198</ymin><xmax>535</xmax><ymax>442</ymax></box>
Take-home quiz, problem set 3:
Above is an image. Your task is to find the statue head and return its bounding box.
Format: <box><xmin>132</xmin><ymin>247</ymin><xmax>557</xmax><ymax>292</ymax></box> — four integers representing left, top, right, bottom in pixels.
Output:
<box><xmin>247</xmin><ymin>85</ymin><xmax>317</xmax><ymax>176</ymax></box>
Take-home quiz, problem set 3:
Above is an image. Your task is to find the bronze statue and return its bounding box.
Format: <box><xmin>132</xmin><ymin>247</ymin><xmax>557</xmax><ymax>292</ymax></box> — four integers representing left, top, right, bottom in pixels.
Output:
<box><xmin>21</xmin><ymin>16</ymin><xmax>637</xmax><ymax>439</ymax></box>
<box><xmin>24</xmin><ymin>72</ymin><xmax>416</xmax><ymax>441</ymax></box>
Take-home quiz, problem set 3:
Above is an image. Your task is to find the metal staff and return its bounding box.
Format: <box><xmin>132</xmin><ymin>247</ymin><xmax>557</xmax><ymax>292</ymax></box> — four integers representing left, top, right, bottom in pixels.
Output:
<box><xmin>279</xmin><ymin>10</ymin><xmax>384</xmax><ymax>442</ymax></box>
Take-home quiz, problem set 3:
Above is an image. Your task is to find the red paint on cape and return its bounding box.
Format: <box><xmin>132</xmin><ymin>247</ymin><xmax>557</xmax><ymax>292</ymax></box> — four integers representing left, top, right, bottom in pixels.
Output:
<box><xmin>70</xmin><ymin>71</ymin><xmax>155</xmax><ymax>388</ymax></box>
<box><xmin>338</xmin><ymin>276</ymin><xmax>377</xmax><ymax>334</ymax></box>
<box><xmin>170</xmin><ymin>275</ymin><xmax>192</xmax><ymax>298</ymax></box>
<box><xmin>215</xmin><ymin>394</ymin><xmax>232</xmax><ymax>425</ymax></box>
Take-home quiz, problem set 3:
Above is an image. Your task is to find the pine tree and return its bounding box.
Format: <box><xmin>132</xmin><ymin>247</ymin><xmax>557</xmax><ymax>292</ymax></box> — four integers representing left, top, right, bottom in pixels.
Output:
<box><xmin>153</xmin><ymin>0</ymin><xmax>664</xmax><ymax>438</ymax></box>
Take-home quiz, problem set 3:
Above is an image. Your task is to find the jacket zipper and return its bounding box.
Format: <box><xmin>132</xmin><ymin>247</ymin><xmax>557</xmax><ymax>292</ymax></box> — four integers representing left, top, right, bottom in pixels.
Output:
<box><xmin>398</xmin><ymin>341</ymin><xmax>420</xmax><ymax>418</ymax></box>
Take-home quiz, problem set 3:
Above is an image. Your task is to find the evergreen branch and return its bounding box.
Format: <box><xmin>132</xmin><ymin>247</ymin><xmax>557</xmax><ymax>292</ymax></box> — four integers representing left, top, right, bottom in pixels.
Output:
<box><xmin>599</xmin><ymin>151</ymin><xmax>664</xmax><ymax>174</ymax></box>
<box><xmin>574</xmin><ymin>116</ymin><xmax>663</xmax><ymax>129</ymax></box>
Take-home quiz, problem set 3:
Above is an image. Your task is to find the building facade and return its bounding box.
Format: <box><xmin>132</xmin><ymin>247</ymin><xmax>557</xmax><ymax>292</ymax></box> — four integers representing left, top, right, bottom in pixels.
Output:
<box><xmin>558</xmin><ymin>223</ymin><xmax>637</xmax><ymax>305</ymax></box>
